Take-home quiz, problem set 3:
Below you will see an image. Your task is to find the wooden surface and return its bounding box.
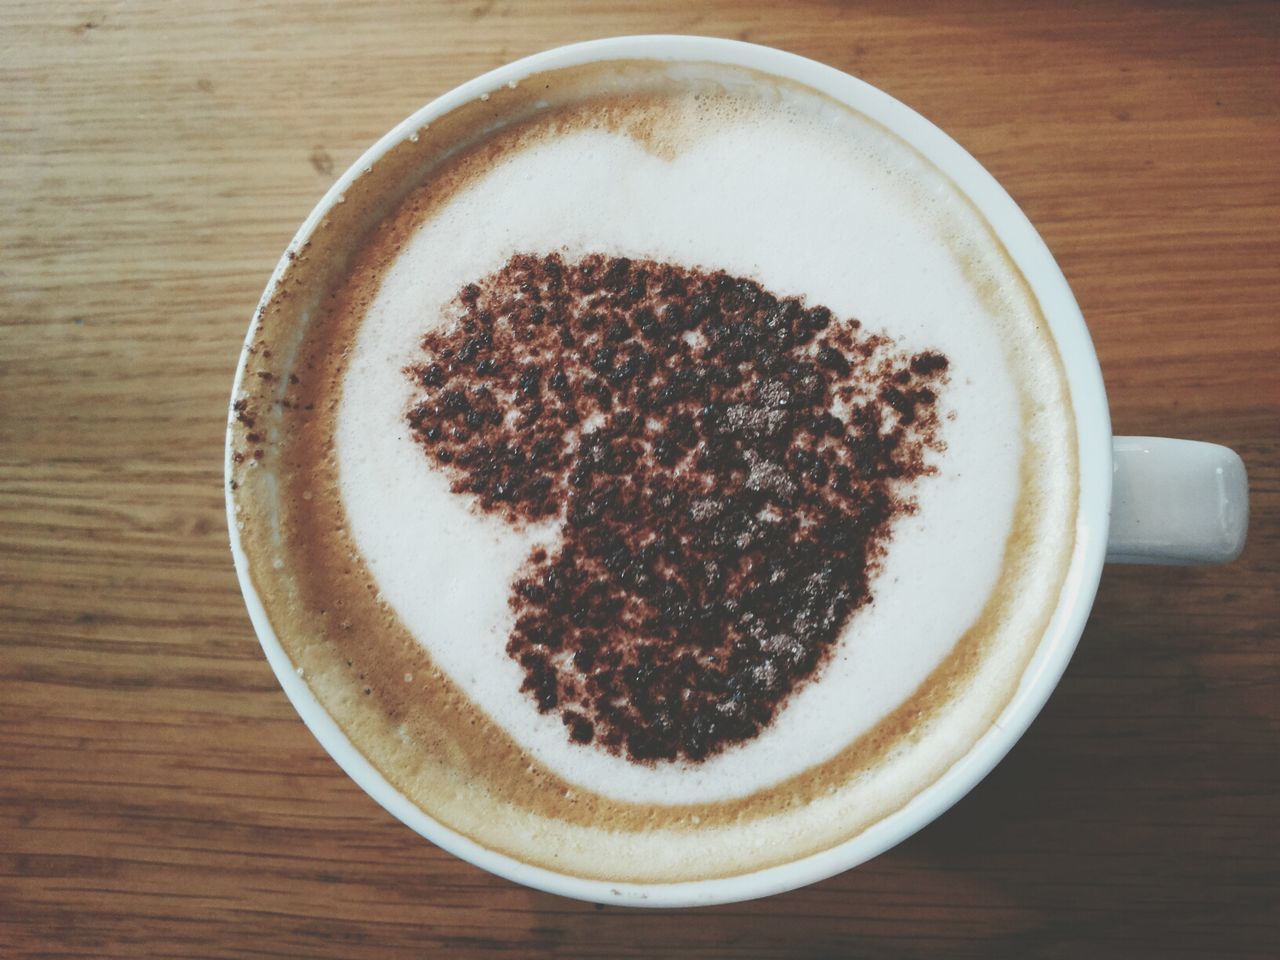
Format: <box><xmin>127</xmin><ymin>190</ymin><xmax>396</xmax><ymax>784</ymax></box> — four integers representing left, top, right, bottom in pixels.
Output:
<box><xmin>2</xmin><ymin>1</ymin><xmax>1277</xmax><ymax>956</ymax></box>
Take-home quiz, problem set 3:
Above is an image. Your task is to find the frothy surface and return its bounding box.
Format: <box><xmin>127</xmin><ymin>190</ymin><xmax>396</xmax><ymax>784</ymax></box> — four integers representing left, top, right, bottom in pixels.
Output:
<box><xmin>339</xmin><ymin>92</ymin><xmax>1033</xmax><ymax>803</ymax></box>
<box><xmin>229</xmin><ymin>61</ymin><xmax>1076</xmax><ymax>881</ymax></box>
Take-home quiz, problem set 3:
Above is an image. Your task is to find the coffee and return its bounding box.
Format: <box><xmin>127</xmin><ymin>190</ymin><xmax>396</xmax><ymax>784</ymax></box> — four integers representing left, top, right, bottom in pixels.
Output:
<box><xmin>229</xmin><ymin>59</ymin><xmax>1077</xmax><ymax>882</ymax></box>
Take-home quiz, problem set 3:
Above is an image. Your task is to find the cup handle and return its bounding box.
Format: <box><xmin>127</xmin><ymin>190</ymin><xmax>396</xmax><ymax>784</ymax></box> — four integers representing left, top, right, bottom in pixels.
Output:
<box><xmin>1106</xmin><ymin>437</ymin><xmax>1249</xmax><ymax>565</ymax></box>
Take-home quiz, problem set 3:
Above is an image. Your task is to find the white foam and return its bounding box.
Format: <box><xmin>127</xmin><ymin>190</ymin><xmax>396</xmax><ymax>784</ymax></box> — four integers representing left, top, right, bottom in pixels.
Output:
<box><xmin>336</xmin><ymin>90</ymin><xmax>1054</xmax><ymax>805</ymax></box>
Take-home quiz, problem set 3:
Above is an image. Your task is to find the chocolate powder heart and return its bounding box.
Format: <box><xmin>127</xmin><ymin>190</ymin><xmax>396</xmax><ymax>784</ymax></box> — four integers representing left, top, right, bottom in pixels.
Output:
<box><xmin>405</xmin><ymin>253</ymin><xmax>948</xmax><ymax>764</ymax></box>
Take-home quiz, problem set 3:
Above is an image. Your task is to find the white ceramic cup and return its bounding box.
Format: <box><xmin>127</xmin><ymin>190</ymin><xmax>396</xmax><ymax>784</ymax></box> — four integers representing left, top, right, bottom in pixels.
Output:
<box><xmin>227</xmin><ymin>35</ymin><xmax>1250</xmax><ymax>907</ymax></box>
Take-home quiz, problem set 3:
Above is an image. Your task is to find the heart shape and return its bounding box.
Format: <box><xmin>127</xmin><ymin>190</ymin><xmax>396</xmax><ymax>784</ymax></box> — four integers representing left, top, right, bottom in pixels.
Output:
<box><xmin>406</xmin><ymin>253</ymin><xmax>948</xmax><ymax>763</ymax></box>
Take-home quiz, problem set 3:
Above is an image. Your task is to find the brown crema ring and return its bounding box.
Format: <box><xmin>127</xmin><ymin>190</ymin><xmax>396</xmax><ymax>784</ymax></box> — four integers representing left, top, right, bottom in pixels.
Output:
<box><xmin>228</xmin><ymin>59</ymin><xmax>1077</xmax><ymax>883</ymax></box>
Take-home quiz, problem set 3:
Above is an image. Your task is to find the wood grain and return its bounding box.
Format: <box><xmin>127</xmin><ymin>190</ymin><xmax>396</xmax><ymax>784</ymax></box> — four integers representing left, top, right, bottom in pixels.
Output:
<box><xmin>1</xmin><ymin>1</ymin><xmax>1276</xmax><ymax>956</ymax></box>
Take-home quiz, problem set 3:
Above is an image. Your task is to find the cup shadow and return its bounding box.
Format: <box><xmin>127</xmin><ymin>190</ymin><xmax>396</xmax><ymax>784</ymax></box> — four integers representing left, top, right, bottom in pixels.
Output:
<box><xmin>515</xmin><ymin>562</ymin><xmax>1275</xmax><ymax>956</ymax></box>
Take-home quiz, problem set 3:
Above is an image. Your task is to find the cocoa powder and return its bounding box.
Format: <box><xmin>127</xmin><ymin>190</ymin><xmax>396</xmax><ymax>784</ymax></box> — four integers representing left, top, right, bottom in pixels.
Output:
<box><xmin>406</xmin><ymin>253</ymin><xmax>948</xmax><ymax>763</ymax></box>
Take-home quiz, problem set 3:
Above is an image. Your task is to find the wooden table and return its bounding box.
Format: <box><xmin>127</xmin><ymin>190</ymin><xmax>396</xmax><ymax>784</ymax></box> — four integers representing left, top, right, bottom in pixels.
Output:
<box><xmin>3</xmin><ymin>2</ymin><xmax>1276</xmax><ymax>956</ymax></box>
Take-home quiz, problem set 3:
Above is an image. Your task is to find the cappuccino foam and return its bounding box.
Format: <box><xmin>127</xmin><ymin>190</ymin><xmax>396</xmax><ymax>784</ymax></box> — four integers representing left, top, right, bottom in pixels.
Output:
<box><xmin>229</xmin><ymin>60</ymin><xmax>1076</xmax><ymax>881</ymax></box>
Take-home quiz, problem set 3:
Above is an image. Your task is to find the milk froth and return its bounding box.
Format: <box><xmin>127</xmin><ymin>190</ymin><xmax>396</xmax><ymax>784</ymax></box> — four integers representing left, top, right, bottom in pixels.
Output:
<box><xmin>339</xmin><ymin>88</ymin><xmax>1040</xmax><ymax>803</ymax></box>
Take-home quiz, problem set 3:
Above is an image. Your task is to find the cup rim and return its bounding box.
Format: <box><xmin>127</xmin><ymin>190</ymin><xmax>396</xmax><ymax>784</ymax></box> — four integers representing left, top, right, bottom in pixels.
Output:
<box><xmin>226</xmin><ymin>34</ymin><xmax>1113</xmax><ymax>907</ymax></box>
